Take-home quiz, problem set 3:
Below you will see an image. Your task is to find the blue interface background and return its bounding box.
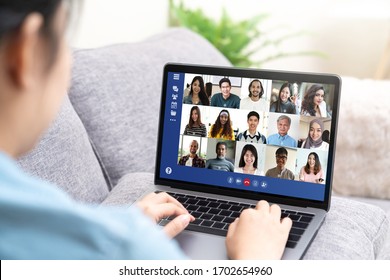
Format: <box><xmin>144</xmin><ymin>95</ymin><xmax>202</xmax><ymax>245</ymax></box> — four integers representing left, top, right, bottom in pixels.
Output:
<box><xmin>159</xmin><ymin>72</ymin><xmax>326</xmax><ymax>202</ymax></box>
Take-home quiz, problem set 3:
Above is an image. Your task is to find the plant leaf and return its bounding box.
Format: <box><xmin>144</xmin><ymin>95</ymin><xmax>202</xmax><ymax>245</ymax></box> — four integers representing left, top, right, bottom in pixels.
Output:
<box><xmin>169</xmin><ymin>0</ymin><xmax>326</xmax><ymax>67</ymax></box>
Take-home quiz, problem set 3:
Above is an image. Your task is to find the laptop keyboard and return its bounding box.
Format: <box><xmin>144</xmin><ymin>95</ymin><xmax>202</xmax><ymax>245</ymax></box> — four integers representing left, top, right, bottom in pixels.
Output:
<box><xmin>158</xmin><ymin>191</ymin><xmax>314</xmax><ymax>249</ymax></box>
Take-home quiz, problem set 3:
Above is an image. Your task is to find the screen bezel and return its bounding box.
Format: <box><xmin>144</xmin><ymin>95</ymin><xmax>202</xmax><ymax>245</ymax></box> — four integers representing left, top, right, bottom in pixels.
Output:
<box><xmin>155</xmin><ymin>63</ymin><xmax>341</xmax><ymax>211</ymax></box>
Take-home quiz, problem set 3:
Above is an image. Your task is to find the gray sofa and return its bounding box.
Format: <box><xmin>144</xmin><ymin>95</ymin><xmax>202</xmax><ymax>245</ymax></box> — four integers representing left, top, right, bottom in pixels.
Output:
<box><xmin>17</xmin><ymin>28</ymin><xmax>389</xmax><ymax>259</ymax></box>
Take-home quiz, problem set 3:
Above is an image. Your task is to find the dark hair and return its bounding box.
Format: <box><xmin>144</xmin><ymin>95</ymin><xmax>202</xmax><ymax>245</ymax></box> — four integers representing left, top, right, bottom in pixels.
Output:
<box><xmin>304</xmin><ymin>152</ymin><xmax>322</xmax><ymax>175</ymax></box>
<box><xmin>276</xmin><ymin>147</ymin><xmax>288</xmax><ymax>156</ymax></box>
<box><xmin>215</xmin><ymin>141</ymin><xmax>227</xmax><ymax>152</ymax></box>
<box><xmin>238</xmin><ymin>144</ymin><xmax>258</xmax><ymax>168</ymax></box>
<box><xmin>219</xmin><ymin>77</ymin><xmax>231</xmax><ymax>88</ymax></box>
<box><xmin>188</xmin><ymin>106</ymin><xmax>203</xmax><ymax>128</ymax></box>
<box><xmin>248</xmin><ymin>79</ymin><xmax>264</xmax><ymax>98</ymax></box>
<box><xmin>210</xmin><ymin>109</ymin><xmax>233</xmax><ymax>139</ymax></box>
<box><xmin>189</xmin><ymin>76</ymin><xmax>209</xmax><ymax>106</ymax></box>
<box><xmin>0</xmin><ymin>0</ymin><xmax>66</xmax><ymax>69</ymax></box>
<box><xmin>247</xmin><ymin>111</ymin><xmax>259</xmax><ymax>120</ymax></box>
<box><xmin>301</xmin><ymin>84</ymin><xmax>325</xmax><ymax>116</ymax></box>
<box><xmin>322</xmin><ymin>129</ymin><xmax>330</xmax><ymax>143</ymax></box>
<box><xmin>205</xmin><ymin>82</ymin><xmax>212</xmax><ymax>98</ymax></box>
<box><xmin>190</xmin><ymin>139</ymin><xmax>199</xmax><ymax>148</ymax></box>
<box><xmin>271</xmin><ymin>82</ymin><xmax>292</xmax><ymax>112</ymax></box>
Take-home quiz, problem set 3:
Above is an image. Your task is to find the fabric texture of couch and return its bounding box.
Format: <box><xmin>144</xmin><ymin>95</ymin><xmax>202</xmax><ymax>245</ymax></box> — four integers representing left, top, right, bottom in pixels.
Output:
<box><xmin>333</xmin><ymin>77</ymin><xmax>390</xmax><ymax>199</ymax></box>
<box><xmin>17</xmin><ymin>28</ymin><xmax>389</xmax><ymax>259</ymax></box>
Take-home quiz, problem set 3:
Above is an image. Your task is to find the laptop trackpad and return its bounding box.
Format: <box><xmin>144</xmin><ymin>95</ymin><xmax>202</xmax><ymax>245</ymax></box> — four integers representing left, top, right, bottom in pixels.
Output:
<box><xmin>175</xmin><ymin>231</ymin><xmax>228</xmax><ymax>260</ymax></box>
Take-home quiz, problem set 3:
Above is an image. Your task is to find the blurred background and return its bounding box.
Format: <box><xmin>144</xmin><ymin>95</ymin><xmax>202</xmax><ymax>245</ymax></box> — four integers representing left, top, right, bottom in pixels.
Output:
<box><xmin>70</xmin><ymin>0</ymin><xmax>390</xmax><ymax>79</ymax></box>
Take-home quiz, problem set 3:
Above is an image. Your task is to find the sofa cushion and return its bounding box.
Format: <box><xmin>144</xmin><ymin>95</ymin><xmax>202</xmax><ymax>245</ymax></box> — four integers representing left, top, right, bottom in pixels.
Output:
<box><xmin>17</xmin><ymin>96</ymin><xmax>109</xmax><ymax>203</ymax></box>
<box><xmin>303</xmin><ymin>196</ymin><xmax>389</xmax><ymax>259</ymax></box>
<box><xmin>333</xmin><ymin>77</ymin><xmax>390</xmax><ymax>199</ymax></box>
<box><xmin>378</xmin><ymin>211</ymin><xmax>390</xmax><ymax>259</ymax></box>
<box><xmin>101</xmin><ymin>173</ymin><xmax>154</xmax><ymax>206</ymax></box>
<box><xmin>68</xmin><ymin>28</ymin><xmax>231</xmax><ymax>186</ymax></box>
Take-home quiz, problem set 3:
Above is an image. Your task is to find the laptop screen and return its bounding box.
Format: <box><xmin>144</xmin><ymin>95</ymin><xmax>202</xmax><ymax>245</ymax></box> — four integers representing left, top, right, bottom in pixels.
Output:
<box><xmin>156</xmin><ymin>64</ymin><xmax>341</xmax><ymax>209</ymax></box>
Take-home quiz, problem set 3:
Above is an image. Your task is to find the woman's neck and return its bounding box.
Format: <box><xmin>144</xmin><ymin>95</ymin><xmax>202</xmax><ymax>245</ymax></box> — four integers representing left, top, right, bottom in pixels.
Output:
<box><xmin>243</xmin><ymin>165</ymin><xmax>255</xmax><ymax>172</ymax></box>
<box><xmin>191</xmin><ymin>92</ymin><xmax>200</xmax><ymax>103</ymax></box>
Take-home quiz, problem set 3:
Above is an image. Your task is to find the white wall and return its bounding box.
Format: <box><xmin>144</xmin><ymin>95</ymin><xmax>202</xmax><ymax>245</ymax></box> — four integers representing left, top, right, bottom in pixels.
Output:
<box><xmin>178</xmin><ymin>0</ymin><xmax>390</xmax><ymax>79</ymax></box>
<box><xmin>70</xmin><ymin>0</ymin><xmax>390</xmax><ymax>79</ymax></box>
<box><xmin>70</xmin><ymin>0</ymin><xmax>169</xmax><ymax>48</ymax></box>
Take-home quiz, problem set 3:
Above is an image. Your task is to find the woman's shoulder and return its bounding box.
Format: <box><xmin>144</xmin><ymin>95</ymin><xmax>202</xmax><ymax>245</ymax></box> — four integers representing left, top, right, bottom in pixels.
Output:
<box><xmin>321</xmin><ymin>141</ymin><xmax>329</xmax><ymax>149</ymax></box>
<box><xmin>234</xmin><ymin>167</ymin><xmax>243</xmax><ymax>173</ymax></box>
<box><xmin>283</xmin><ymin>101</ymin><xmax>295</xmax><ymax>112</ymax></box>
<box><xmin>319</xmin><ymin>101</ymin><xmax>328</xmax><ymax>117</ymax></box>
<box><xmin>287</xmin><ymin>101</ymin><xmax>296</xmax><ymax>109</ymax></box>
<box><xmin>269</xmin><ymin>102</ymin><xmax>277</xmax><ymax>111</ymax></box>
<box><xmin>183</xmin><ymin>95</ymin><xmax>192</xmax><ymax>104</ymax></box>
<box><xmin>254</xmin><ymin>168</ymin><xmax>264</xmax><ymax>176</ymax></box>
<box><xmin>299</xmin><ymin>165</ymin><xmax>308</xmax><ymax>174</ymax></box>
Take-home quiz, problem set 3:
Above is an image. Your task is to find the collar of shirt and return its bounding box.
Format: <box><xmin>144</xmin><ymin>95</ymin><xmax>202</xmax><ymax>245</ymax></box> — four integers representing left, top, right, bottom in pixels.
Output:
<box><xmin>278</xmin><ymin>134</ymin><xmax>288</xmax><ymax>140</ymax></box>
<box><xmin>221</xmin><ymin>93</ymin><xmax>231</xmax><ymax>100</ymax></box>
<box><xmin>246</xmin><ymin>130</ymin><xmax>259</xmax><ymax>138</ymax></box>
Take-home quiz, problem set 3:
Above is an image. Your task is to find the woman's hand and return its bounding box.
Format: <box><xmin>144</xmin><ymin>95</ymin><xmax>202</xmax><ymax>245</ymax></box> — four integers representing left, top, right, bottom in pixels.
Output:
<box><xmin>226</xmin><ymin>200</ymin><xmax>292</xmax><ymax>260</ymax></box>
<box><xmin>290</xmin><ymin>94</ymin><xmax>297</xmax><ymax>104</ymax></box>
<box><xmin>137</xmin><ymin>192</ymin><xmax>194</xmax><ymax>238</ymax></box>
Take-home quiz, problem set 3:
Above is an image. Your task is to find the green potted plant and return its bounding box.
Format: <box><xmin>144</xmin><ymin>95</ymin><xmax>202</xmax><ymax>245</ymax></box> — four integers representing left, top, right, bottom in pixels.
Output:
<box><xmin>169</xmin><ymin>0</ymin><xmax>324</xmax><ymax>68</ymax></box>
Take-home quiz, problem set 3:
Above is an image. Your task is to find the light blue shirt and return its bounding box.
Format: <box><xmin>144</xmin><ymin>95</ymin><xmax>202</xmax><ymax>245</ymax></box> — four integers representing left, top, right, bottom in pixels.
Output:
<box><xmin>0</xmin><ymin>153</ymin><xmax>186</xmax><ymax>260</ymax></box>
<box><xmin>267</xmin><ymin>133</ymin><xmax>297</xmax><ymax>148</ymax></box>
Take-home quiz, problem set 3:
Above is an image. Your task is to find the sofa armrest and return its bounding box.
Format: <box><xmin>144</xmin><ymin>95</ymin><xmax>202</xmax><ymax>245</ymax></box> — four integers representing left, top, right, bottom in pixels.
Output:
<box><xmin>101</xmin><ymin>173</ymin><xmax>154</xmax><ymax>206</ymax></box>
<box><xmin>17</xmin><ymin>96</ymin><xmax>110</xmax><ymax>203</ymax></box>
<box><xmin>303</xmin><ymin>197</ymin><xmax>389</xmax><ymax>259</ymax></box>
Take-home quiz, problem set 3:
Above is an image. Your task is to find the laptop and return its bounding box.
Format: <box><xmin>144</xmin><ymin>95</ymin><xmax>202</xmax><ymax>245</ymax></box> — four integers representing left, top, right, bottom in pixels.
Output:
<box><xmin>153</xmin><ymin>63</ymin><xmax>341</xmax><ymax>259</ymax></box>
